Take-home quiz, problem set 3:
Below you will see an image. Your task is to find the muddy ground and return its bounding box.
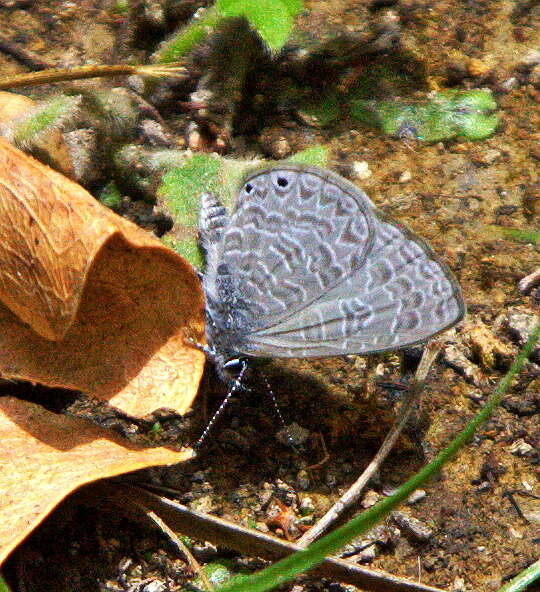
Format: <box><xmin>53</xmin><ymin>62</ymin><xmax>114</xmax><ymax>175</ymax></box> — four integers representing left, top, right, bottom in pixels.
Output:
<box><xmin>0</xmin><ymin>0</ymin><xmax>539</xmax><ymax>591</ymax></box>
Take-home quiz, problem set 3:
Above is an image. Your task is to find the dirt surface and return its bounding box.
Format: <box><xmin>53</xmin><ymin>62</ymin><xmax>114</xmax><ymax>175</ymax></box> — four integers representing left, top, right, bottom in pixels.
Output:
<box><xmin>0</xmin><ymin>1</ymin><xmax>539</xmax><ymax>591</ymax></box>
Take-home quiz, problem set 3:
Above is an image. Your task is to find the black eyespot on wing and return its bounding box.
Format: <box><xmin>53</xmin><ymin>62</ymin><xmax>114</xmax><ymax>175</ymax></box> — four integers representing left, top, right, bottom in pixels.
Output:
<box><xmin>277</xmin><ymin>176</ymin><xmax>288</xmax><ymax>187</ymax></box>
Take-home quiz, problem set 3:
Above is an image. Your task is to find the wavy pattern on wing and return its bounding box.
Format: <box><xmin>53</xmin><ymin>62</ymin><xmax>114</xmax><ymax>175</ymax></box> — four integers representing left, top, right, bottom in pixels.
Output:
<box><xmin>246</xmin><ymin>215</ymin><xmax>464</xmax><ymax>357</ymax></box>
<box><xmin>211</xmin><ymin>165</ymin><xmax>465</xmax><ymax>359</ymax></box>
<box><xmin>218</xmin><ymin>166</ymin><xmax>375</xmax><ymax>322</ymax></box>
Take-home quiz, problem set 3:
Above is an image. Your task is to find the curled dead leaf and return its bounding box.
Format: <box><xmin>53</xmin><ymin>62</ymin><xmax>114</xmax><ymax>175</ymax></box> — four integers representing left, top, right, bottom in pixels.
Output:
<box><xmin>0</xmin><ymin>396</ymin><xmax>193</xmax><ymax>565</ymax></box>
<box><xmin>0</xmin><ymin>138</ymin><xmax>205</xmax><ymax>417</ymax></box>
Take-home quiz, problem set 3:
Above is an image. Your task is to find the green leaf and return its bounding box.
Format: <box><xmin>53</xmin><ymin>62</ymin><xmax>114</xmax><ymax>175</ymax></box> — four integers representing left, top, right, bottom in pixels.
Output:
<box><xmin>350</xmin><ymin>90</ymin><xmax>498</xmax><ymax>142</ymax></box>
<box><xmin>217</xmin><ymin>323</ymin><xmax>540</xmax><ymax>592</ymax></box>
<box><xmin>164</xmin><ymin>236</ymin><xmax>204</xmax><ymax>269</ymax></box>
<box><xmin>157</xmin><ymin>154</ymin><xmax>221</xmax><ymax>228</ymax></box>
<box><xmin>287</xmin><ymin>145</ymin><xmax>329</xmax><ymax>167</ymax></box>
<box><xmin>216</xmin><ymin>0</ymin><xmax>302</xmax><ymax>50</ymax></box>
<box><xmin>279</xmin><ymin>0</ymin><xmax>304</xmax><ymax>17</ymax></box>
<box><xmin>12</xmin><ymin>95</ymin><xmax>81</xmax><ymax>147</ymax></box>
<box><xmin>96</xmin><ymin>182</ymin><xmax>123</xmax><ymax>210</ymax></box>
<box><xmin>155</xmin><ymin>6</ymin><xmax>221</xmax><ymax>63</ymax></box>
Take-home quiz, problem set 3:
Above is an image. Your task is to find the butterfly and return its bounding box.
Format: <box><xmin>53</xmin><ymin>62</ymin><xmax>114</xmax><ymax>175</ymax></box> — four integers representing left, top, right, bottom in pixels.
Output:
<box><xmin>196</xmin><ymin>164</ymin><xmax>465</xmax><ymax>442</ymax></box>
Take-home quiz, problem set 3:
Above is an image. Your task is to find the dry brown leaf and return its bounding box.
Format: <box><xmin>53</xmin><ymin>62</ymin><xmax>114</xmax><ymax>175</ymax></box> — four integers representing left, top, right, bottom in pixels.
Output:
<box><xmin>0</xmin><ymin>396</ymin><xmax>193</xmax><ymax>565</ymax></box>
<box><xmin>0</xmin><ymin>138</ymin><xmax>205</xmax><ymax>417</ymax></box>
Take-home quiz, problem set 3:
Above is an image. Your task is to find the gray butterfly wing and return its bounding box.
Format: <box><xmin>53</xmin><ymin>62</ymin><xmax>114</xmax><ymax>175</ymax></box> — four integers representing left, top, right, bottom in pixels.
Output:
<box><xmin>219</xmin><ymin>164</ymin><xmax>465</xmax><ymax>358</ymax></box>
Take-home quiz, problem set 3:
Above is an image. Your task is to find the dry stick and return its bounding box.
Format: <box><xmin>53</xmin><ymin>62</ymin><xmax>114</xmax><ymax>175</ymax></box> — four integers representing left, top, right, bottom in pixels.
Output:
<box><xmin>0</xmin><ymin>33</ymin><xmax>53</xmax><ymax>70</ymax></box>
<box><xmin>97</xmin><ymin>483</ymin><xmax>445</xmax><ymax>592</ymax></box>
<box><xmin>141</xmin><ymin>505</ymin><xmax>215</xmax><ymax>592</ymax></box>
<box><xmin>0</xmin><ymin>63</ymin><xmax>187</xmax><ymax>90</ymax></box>
<box><xmin>297</xmin><ymin>340</ymin><xmax>444</xmax><ymax>547</ymax></box>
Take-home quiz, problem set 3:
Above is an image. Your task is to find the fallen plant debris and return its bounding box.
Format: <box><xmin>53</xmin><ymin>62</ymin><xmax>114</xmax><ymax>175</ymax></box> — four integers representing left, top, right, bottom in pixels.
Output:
<box><xmin>93</xmin><ymin>482</ymin><xmax>445</xmax><ymax>592</ymax></box>
<box><xmin>0</xmin><ymin>136</ymin><xmax>209</xmax><ymax>568</ymax></box>
<box><xmin>0</xmin><ymin>138</ymin><xmax>205</xmax><ymax>418</ymax></box>
<box><xmin>0</xmin><ymin>396</ymin><xmax>193</xmax><ymax>565</ymax></box>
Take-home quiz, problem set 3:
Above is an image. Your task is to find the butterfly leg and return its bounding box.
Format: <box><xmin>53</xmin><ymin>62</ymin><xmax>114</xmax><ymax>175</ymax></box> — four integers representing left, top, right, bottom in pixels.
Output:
<box><xmin>194</xmin><ymin>359</ymin><xmax>249</xmax><ymax>449</ymax></box>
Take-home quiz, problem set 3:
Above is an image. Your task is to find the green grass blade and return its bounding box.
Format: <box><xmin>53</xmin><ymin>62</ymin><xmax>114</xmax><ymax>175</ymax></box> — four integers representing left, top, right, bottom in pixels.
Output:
<box><xmin>497</xmin><ymin>559</ymin><xmax>540</xmax><ymax>592</ymax></box>
<box><xmin>217</xmin><ymin>323</ymin><xmax>540</xmax><ymax>592</ymax></box>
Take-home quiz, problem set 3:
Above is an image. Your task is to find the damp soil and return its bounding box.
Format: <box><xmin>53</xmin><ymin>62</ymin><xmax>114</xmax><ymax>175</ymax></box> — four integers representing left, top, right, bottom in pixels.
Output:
<box><xmin>0</xmin><ymin>1</ymin><xmax>539</xmax><ymax>591</ymax></box>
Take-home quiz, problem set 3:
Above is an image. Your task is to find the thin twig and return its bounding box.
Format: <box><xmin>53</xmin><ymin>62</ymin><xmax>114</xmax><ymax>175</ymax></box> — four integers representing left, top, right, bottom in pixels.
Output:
<box><xmin>141</xmin><ymin>505</ymin><xmax>215</xmax><ymax>592</ymax></box>
<box><xmin>297</xmin><ymin>340</ymin><xmax>444</xmax><ymax>547</ymax></box>
<box><xmin>0</xmin><ymin>63</ymin><xmax>187</xmax><ymax>90</ymax></box>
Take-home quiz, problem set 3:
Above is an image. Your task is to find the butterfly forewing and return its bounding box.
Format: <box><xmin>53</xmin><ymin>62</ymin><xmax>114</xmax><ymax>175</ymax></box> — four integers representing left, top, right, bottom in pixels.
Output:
<box><xmin>218</xmin><ymin>166</ymin><xmax>375</xmax><ymax>325</ymax></box>
<box><xmin>213</xmin><ymin>164</ymin><xmax>464</xmax><ymax>359</ymax></box>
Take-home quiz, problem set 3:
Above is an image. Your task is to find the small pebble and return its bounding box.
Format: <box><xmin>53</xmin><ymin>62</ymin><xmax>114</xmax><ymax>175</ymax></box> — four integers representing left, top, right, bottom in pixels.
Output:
<box><xmin>509</xmin><ymin>439</ymin><xmax>534</xmax><ymax>456</ymax></box>
<box><xmin>326</xmin><ymin>471</ymin><xmax>338</xmax><ymax>488</ymax></box>
<box><xmin>141</xmin><ymin>582</ymin><xmax>166</xmax><ymax>592</ymax></box>
<box><xmin>452</xmin><ymin>577</ymin><xmax>466</xmax><ymax>592</ymax></box>
<box><xmin>255</xmin><ymin>521</ymin><xmax>269</xmax><ymax>533</ymax></box>
<box><xmin>139</xmin><ymin>118</ymin><xmax>173</xmax><ymax>147</ymax></box>
<box><xmin>299</xmin><ymin>495</ymin><xmax>315</xmax><ymax>515</ymax></box>
<box><xmin>467</xmin><ymin>390</ymin><xmax>485</xmax><ymax>404</ymax></box>
<box><xmin>191</xmin><ymin>470</ymin><xmax>207</xmax><ymax>483</ymax></box>
<box><xmin>296</xmin><ymin>469</ymin><xmax>310</xmax><ymax>491</ymax></box>
<box><xmin>258</xmin><ymin>127</ymin><xmax>291</xmax><ymax>159</ymax></box>
<box><xmin>518</xmin><ymin>268</ymin><xmax>540</xmax><ymax>295</ymax></box>
<box><xmin>472</xmin><ymin>149</ymin><xmax>502</xmax><ymax>166</ymax></box>
<box><xmin>398</xmin><ymin>170</ymin><xmax>412</xmax><ymax>183</ymax></box>
<box><xmin>64</xmin><ymin>128</ymin><xmax>99</xmax><ymax>185</ymax></box>
<box><xmin>382</xmin><ymin>484</ymin><xmax>398</xmax><ymax>496</ymax></box>
<box><xmin>392</xmin><ymin>511</ymin><xmax>434</xmax><ymax>542</ymax></box>
<box><xmin>361</xmin><ymin>490</ymin><xmax>381</xmax><ymax>508</ymax></box>
<box><xmin>476</xmin><ymin>481</ymin><xmax>492</xmax><ymax>492</ymax></box>
<box><xmin>508</xmin><ymin>526</ymin><xmax>523</xmax><ymax>539</ymax></box>
<box><xmin>352</xmin><ymin>161</ymin><xmax>372</xmax><ymax>180</ymax></box>
<box><xmin>498</xmin><ymin>307</ymin><xmax>540</xmax><ymax>363</ymax></box>
<box><xmin>276</xmin><ymin>422</ymin><xmax>310</xmax><ymax>447</ymax></box>
<box><xmin>499</xmin><ymin>77</ymin><xmax>518</xmax><ymax>92</ymax></box>
<box><xmin>519</xmin><ymin>49</ymin><xmax>540</xmax><ymax>68</ymax></box>
<box><xmin>186</xmin><ymin>122</ymin><xmax>203</xmax><ymax>151</ymax></box>
<box><xmin>274</xmin><ymin>479</ymin><xmax>297</xmax><ymax>505</ymax></box>
<box><xmin>407</xmin><ymin>489</ymin><xmax>426</xmax><ymax>505</ymax></box>
<box><xmin>467</xmin><ymin>58</ymin><xmax>490</xmax><ymax>77</ymax></box>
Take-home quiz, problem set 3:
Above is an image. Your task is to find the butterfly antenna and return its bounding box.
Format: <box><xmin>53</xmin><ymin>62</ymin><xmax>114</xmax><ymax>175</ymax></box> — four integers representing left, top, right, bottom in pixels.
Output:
<box><xmin>194</xmin><ymin>359</ymin><xmax>248</xmax><ymax>449</ymax></box>
<box><xmin>259</xmin><ymin>371</ymin><xmax>299</xmax><ymax>450</ymax></box>
<box><xmin>259</xmin><ymin>372</ymin><xmax>287</xmax><ymax>430</ymax></box>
